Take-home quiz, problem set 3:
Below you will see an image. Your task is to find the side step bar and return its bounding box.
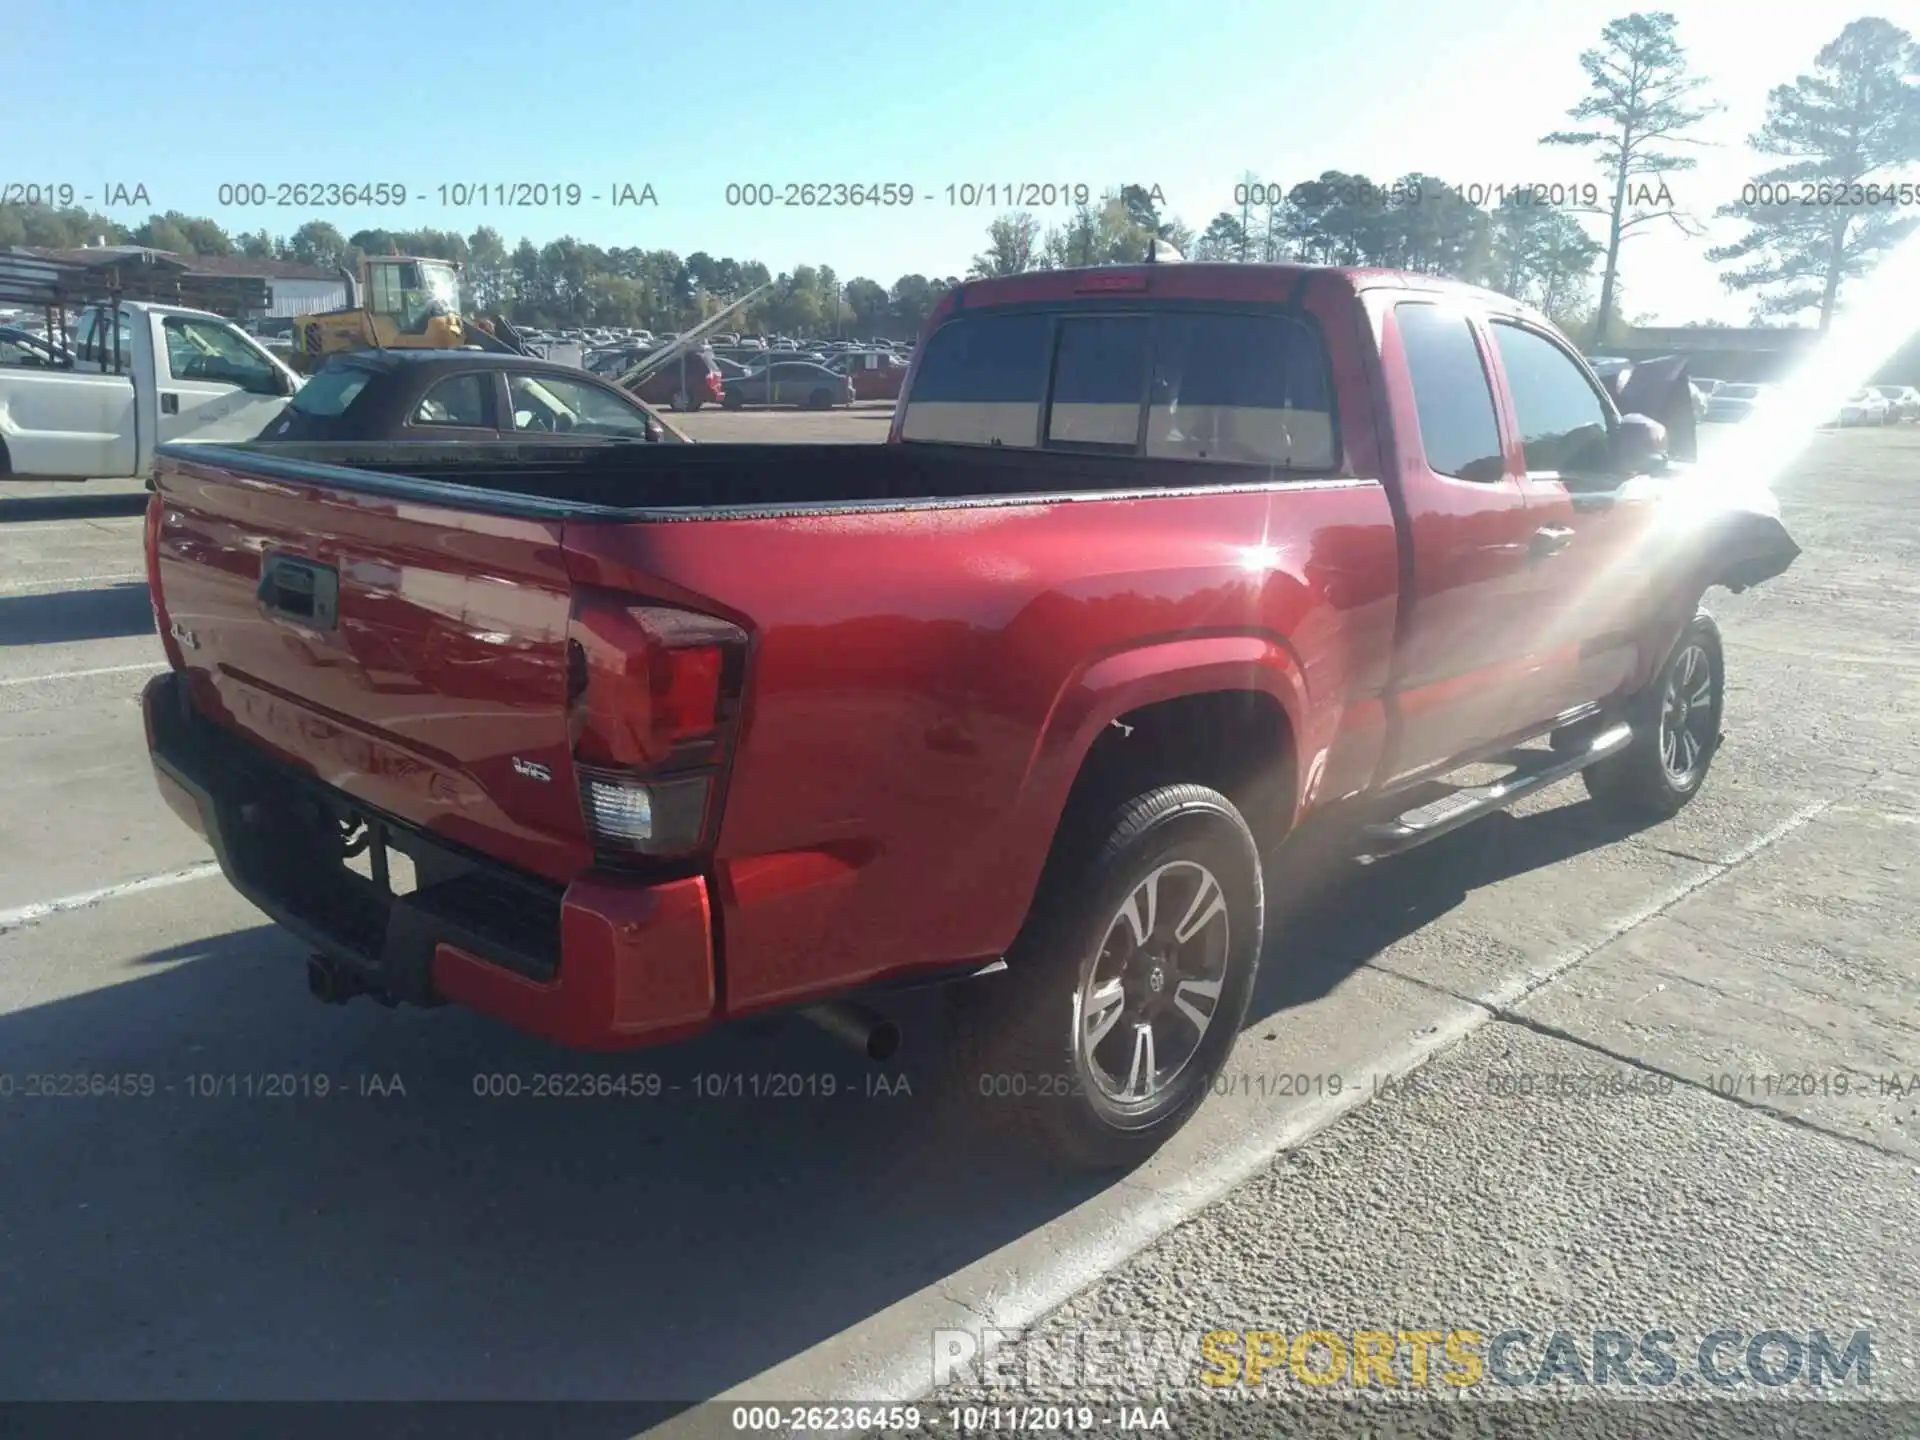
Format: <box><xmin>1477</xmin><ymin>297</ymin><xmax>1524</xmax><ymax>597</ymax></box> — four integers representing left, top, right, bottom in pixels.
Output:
<box><xmin>1359</xmin><ymin>722</ymin><xmax>1634</xmax><ymax>859</ymax></box>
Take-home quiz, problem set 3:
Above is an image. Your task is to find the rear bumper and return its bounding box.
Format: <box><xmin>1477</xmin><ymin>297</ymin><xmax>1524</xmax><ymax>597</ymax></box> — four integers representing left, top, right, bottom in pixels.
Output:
<box><xmin>142</xmin><ymin>671</ymin><xmax>716</xmax><ymax>1050</ymax></box>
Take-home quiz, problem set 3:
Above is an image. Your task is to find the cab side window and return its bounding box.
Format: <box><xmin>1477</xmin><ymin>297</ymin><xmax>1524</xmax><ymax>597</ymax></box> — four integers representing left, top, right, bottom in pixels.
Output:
<box><xmin>161</xmin><ymin>317</ymin><xmax>281</xmax><ymax>394</ymax></box>
<box><xmin>1394</xmin><ymin>303</ymin><xmax>1505</xmax><ymax>482</ymax></box>
<box><xmin>1490</xmin><ymin>322</ymin><xmax>1614</xmax><ymax>478</ymax></box>
<box><xmin>412</xmin><ymin>373</ymin><xmax>493</xmax><ymax>428</ymax></box>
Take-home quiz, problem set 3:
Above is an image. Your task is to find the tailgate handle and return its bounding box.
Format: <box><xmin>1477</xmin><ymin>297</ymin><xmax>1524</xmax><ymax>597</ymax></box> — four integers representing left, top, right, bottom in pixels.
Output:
<box><xmin>257</xmin><ymin>554</ymin><xmax>339</xmax><ymax>629</ymax></box>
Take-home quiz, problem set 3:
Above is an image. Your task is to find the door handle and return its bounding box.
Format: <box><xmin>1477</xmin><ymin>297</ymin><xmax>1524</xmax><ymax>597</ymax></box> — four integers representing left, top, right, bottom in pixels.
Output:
<box><xmin>1530</xmin><ymin>526</ymin><xmax>1574</xmax><ymax>559</ymax></box>
<box><xmin>160</xmin><ymin>393</ymin><xmax>180</xmax><ymax>415</ymax></box>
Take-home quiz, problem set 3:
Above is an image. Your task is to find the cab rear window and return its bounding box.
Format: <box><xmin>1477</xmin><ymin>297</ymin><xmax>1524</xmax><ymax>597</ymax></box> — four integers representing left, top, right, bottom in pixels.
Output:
<box><xmin>900</xmin><ymin>307</ymin><xmax>1336</xmax><ymax>469</ymax></box>
<box><xmin>898</xmin><ymin>311</ymin><xmax>1050</xmax><ymax>446</ymax></box>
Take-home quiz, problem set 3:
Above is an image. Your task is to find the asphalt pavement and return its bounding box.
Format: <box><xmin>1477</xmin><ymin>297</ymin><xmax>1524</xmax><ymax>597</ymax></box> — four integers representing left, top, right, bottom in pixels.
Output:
<box><xmin>0</xmin><ymin>426</ymin><xmax>1914</xmax><ymax>1439</ymax></box>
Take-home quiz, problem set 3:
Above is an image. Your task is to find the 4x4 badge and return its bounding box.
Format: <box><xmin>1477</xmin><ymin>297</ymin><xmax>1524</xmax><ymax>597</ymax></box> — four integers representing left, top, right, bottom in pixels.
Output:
<box><xmin>511</xmin><ymin>757</ymin><xmax>552</xmax><ymax>783</ymax></box>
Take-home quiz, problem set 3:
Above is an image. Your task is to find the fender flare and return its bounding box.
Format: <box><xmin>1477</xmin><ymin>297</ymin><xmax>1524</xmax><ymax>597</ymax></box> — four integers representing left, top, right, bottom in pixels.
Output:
<box><xmin>992</xmin><ymin>633</ymin><xmax>1313</xmax><ymax>925</ymax></box>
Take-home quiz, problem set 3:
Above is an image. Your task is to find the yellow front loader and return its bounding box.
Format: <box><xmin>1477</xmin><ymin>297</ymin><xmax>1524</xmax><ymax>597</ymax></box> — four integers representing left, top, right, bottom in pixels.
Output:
<box><xmin>290</xmin><ymin>256</ymin><xmax>522</xmax><ymax>370</ymax></box>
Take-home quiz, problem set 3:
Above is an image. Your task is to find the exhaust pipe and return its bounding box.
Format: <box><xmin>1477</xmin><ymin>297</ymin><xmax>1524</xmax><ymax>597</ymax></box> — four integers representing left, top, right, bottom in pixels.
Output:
<box><xmin>800</xmin><ymin>1001</ymin><xmax>900</xmax><ymax>1063</ymax></box>
<box><xmin>306</xmin><ymin>953</ymin><xmax>365</xmax><ymax>1006</ymax></box>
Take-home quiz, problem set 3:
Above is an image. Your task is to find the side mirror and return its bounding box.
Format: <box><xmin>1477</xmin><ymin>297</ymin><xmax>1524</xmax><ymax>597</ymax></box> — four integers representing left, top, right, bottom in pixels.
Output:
<box><xmin>1614</xmin><ymin>414</ymin><xmax>1668</xmax><ymax>474</ymax></box>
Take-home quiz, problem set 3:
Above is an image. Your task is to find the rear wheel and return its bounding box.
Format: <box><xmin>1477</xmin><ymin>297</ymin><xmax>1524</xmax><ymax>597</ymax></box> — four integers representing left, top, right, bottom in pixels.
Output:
<box><xmin>668</xmin><ymin>391</ymin><xmax>690</xmax><ymax>412</ymax></box>
<box><xmin>723</xmin><ymin>391</ymin><xmax>745</xmax><ymax>410</ymax></box>
<box><xmin>807</xmin><ymin>388</ymin><xmax>832</xmax><ymax>410</ymax></box>
<box><xmin>1583</xmin><ymin>610</ymin><xmax>1724</xmax><ymax>821</ymax></box>
<box><xmin>944</xmin><ymin>784</ymin><xmax>1264</xmax><ymax>1171</ymax></box>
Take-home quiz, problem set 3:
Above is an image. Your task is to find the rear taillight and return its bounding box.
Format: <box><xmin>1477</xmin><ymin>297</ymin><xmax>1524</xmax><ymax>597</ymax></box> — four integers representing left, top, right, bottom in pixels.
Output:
<box><xmin>706</xmin><ymin>369</ymin><xmax>724</xmax><ymax>400</ymax></box>
<box><xmin>145</xmin><ymin>493</ymin><xmax>186</xmax><ymax>671</ymax></box>
<box><xmin>566</xmin><ymin>592</ymin><xmax>748</xmax><ymax>860</ymax></box>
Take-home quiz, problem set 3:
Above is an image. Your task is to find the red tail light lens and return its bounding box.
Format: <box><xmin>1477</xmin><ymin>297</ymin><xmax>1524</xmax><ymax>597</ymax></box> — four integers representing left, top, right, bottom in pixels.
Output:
<box><xmin>566</xmin><ymin>593</ymin><xmax>748</xmax><ymax>859</ymax></box>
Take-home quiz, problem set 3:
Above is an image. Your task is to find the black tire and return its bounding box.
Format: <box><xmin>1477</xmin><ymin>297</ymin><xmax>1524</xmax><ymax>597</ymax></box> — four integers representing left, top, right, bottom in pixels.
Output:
<box><xmin>944</xmin><ymin>784</ymin><xmax>1264</xmax><ymax>1171</ymax></box>
<box><xmin>1583</xmin><ymin>610</ymin><xmax>1724</xmax><ymax>820</ymax></box>
<box><xmin>723</xmin><ymin>391</ymin><xmax>745</xmax><ymax>410</ymax></box>
<box><xmin>807</xmin><ymin>388</ymin><xmax>831</xmax><ymax>410</ymax></box>
<box><xmin>685</xmin><ymin>396</ymin><xmax>705</xmax><ymax>412</ymax></box>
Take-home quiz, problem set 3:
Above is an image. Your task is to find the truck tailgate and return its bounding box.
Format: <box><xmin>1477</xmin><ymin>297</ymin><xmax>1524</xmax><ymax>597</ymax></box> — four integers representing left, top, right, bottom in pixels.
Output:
<box><xmin>152</xmin><ymin>452</ymin><xmax>591</xmax><ymax>883</ymax></box>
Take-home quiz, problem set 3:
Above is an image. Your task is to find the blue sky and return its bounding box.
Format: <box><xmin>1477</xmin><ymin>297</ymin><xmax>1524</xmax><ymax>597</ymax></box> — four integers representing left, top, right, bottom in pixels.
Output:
<box><xmin>8</xmin><ymin>0</ymin><xmax>1877</xmax><ymax>321</ymax></box>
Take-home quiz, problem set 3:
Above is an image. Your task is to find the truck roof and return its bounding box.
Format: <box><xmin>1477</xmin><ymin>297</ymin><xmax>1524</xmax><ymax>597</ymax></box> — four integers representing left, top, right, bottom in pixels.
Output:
<box><xmin>945</xmin><ymin>261</ymin><xmax>1552</xmax><ymax>328</ymax></box>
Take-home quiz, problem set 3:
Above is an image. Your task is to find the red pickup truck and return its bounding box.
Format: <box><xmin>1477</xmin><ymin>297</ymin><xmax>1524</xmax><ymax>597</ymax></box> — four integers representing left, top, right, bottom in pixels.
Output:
<box><xmin>141</xmin><ymin>261</ymin><xmax>1798</xmax><ymax>1169</ymax></box>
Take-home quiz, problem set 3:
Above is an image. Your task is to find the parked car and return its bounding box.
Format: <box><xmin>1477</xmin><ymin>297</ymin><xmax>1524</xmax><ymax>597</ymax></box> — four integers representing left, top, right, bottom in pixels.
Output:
<box><xmin>1836</xmin><ymin>389</ymin><xmax>1891</xmax><ymax>427</ymax></box>
<box><xmin>740</xmin><ymin>348</ymin><xmax>827</xmax><ymax>368</ymax></box>
<box><xmin>141</xmin><ymin>262</ymin><xmax>1797</xmax><ymax>1172</ymax></box>
<box><xmin>826</xmin><ymin>348</ymin><xmax>911</xmax><ymax>401</ymax></box>
<box><xmin>0</xmin><ymin>300</ymin><xmax>301</xmax><ymax>482</ymax></box>
<box><xmin>624</xmin><ymin>347</ymin><xmax>725</xmax><ymax>410</ymax></box>
<box><xmin>254</xmin><ymin>350</ymin><xmax>685</xmax><ymax>445</ymax></box>
<box><xmin>1868</xmin><ymin>385</ymin><xmax>1919</xmax><ymax>422</ymax></box>
<box><xmin>721</xmin><ymin>360</ymin><xmax>855</xmax><ymax>409</ymax></box>
<box><xmin>1702</xmin><ymin>382</ymin><xmax>1771</xmax><ymax>423</ymax></box>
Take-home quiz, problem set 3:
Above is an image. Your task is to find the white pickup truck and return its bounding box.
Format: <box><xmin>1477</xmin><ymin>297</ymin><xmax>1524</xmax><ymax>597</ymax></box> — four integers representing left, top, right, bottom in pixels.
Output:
<box><xmin>0</xmin><ymin>300</ymin><xmax>302</xmax><ymax>483</ymax></box>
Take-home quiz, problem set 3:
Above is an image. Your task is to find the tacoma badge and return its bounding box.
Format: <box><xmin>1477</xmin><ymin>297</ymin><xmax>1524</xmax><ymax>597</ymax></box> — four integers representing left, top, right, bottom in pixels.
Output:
<box><xmin>511</xmin><ymin>757</ymin><xmax>552</xmax><ymax>783</ymax></box>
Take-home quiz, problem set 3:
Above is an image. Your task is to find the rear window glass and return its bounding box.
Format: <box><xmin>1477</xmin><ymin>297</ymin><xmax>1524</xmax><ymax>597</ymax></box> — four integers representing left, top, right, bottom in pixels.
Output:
<box><xmin>290</xmin><ymin>365</ymin><xmax>374</xmax><ymax>418</ymax></box>
<box><xmin>903</xmin><ymin>307</ymin><xmax>1335</xmax><ymax>468</ymax></box>
<box><xmin>1146</xmin><ymin>313</ymin><xmax>1334</xmax><ymax>468</ymax></box>
<box><xmin>1047</xmin><ymin>316</ymin><xmax>1150</xmax><ymax>447</ymax></box>
<box><xmin>898</xmin><ymin>311</ymin><xmax>1050</xmax><ymax>446</ymax></box>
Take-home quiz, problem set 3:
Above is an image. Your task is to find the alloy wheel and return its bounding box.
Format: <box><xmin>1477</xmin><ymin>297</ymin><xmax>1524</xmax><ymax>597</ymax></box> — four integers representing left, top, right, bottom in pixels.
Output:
<box><xmin>1073</xmin><ymin>860</ymin><xmax>1232</xmax><ymax>1109</ymax></box>
<box><xmin>1659</xmin><ymin>643</ymin><xmax>1716</xmax><ymax>785</ymax></box>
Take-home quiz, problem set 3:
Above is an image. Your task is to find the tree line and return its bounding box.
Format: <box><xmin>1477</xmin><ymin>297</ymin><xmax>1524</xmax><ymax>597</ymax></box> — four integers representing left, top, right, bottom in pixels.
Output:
<box><xmin>978</xmin><ymin>13</ymin><xmax>1915</xmax><ymax>339</ymax></box>
<box><xmin>3</xmin><ymin>13</ymin><xmax>1912</xmax><ymax>341</ymax></box>
<box><xmin>0</xmin><ymin>200</ymin><xmax>965</xmax><ymax>342</ymax></box>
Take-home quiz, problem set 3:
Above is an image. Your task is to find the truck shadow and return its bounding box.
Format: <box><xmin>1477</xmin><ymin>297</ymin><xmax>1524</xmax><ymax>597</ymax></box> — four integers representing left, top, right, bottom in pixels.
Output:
<box><xmin>0</xmin><ymin>492</ymin><xmax>149</xmax><ymax>523</ymax></box>
<box><xmin>1250</xmin><ymin>784</ymin><xmax>1646</xmax><ymax>1018</ymax></box>
<box><xmin>0</xmin><ymin>783</ymin><xmax>1643</xmax><ymax>1416</ymax></box>
<box><xmin>0</xmin><ymin>582</ymin><xmax>155</xmax><ymax>646</ymax></box>
<box><xmin>0</xmin><ymin>920</ymin><xmax>1091</xmax><ymax>1413</ymax></box>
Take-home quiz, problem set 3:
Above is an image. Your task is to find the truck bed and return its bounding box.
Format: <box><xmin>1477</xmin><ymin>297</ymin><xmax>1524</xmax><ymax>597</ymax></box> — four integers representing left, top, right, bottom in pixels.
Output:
<box><xmin>187</xmin><ymin>439</ymin><xmax>1349</xmax><ymax>515</ymax></box>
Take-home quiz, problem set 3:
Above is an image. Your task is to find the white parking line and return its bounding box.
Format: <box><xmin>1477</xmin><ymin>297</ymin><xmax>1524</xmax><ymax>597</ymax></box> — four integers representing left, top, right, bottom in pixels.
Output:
<box><xmin>0</xmin><ymin>572</ymin><xmax>145</xmax><ymax>594</ymax></box>
<box><xmin>0</xmin><ymin>863</ymin><xmax>221</xmax><ymax>935</ymax></box>
<box><xmin>0</xmin><ymin>660</ymin><xmax>167</xmax><ymax>688</ymax></box>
